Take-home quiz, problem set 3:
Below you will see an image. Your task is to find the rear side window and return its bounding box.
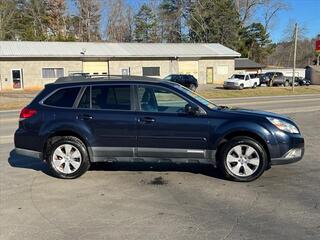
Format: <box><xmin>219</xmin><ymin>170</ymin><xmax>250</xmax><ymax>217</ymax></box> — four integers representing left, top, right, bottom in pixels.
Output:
<box><xmin>91</xmin><ymin>85</ymin><xmax>131</xmax><ymax>110</ymax></box>
<box><xmin>43</xmin><ymin>87</ymin><xmax>80</xmax><ymax>107</ymax></box>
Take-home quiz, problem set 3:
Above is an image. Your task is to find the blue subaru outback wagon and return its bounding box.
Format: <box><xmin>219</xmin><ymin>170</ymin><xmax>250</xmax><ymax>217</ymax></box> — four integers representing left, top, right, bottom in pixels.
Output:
<box><xmin>14</xmin><ymin>76</ymin><xmax>304</xmax><ymax>181</ymax></box>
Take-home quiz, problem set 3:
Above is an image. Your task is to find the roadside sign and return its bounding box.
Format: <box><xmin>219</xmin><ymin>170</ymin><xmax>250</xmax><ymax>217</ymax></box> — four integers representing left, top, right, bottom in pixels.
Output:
<box><xmin>316</xmin><ymin>37</ymin><xmax>320</xmax><ymax>53</ymax></box>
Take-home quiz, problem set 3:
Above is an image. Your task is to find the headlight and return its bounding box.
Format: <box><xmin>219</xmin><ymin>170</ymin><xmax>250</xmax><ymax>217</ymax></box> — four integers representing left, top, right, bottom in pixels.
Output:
<box><xmin>267</xmin><ymin>117</ymin><xmax>299</xmax><ymax>134</ymax></box>
<box><xmin>233</xmin><ymin>82</ymin><xmax>239</xmax><ymax>85</ymax></box>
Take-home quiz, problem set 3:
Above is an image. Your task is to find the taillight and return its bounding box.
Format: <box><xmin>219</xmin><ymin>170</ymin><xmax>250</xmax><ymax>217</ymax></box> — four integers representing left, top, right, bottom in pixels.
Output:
<box><xmin>19</xmin><ymin>107</ymin><xmax>37</xmax><ymax>120</ymax></box>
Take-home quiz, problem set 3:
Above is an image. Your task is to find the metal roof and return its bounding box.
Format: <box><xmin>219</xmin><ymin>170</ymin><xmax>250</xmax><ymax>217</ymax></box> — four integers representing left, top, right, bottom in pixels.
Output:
<box><xmin>0</xmin><ymin>41</ymin><xmax>240</xmax><ymax>58</ymax></box>
<box><xmin>235</xmin><ymin>58</ymin><xmax>264</xmax><ymax>69</ymax></box>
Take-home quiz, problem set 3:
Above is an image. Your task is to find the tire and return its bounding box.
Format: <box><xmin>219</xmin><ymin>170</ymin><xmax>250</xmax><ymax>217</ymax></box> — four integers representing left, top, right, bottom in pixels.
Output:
<box><xmin>189</xmin><ymin>84</ymin><xmax>197</xmax><ymax>91</ymax></box>
<box><xmin>239</xmin><ymin>84</ymin><xmax>244</xmax><ymax>90</ymax></box>
<box><xmin>47</xmin><ymin>136</ymin><xmax>90</xmax><ymax>179</ymax></box>
<box><xmin>284</xmin><ymin>81</ymin><xmax>289</xmax><ymax>87</ymax></box>
<box><xmin>267</xmin><ymin>81</ymin><xmax>271</xmax><ymax>87</ymax></box>
<box><xmin>252</xmin><ymin>83</ymin><xmax>257</xmax><ymax>89</ymax></box>
<box><xmin>218</xmin><ymin>137</ymin><xmax>268</xmax><ymax>182</ymax></box>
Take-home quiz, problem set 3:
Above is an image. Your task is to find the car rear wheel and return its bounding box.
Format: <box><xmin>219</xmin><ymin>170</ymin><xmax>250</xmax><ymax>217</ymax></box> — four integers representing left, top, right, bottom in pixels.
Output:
<box><xmin>252</xmin><ymin>83</ymin><xmax>257</xmax><ymax>88</ymax></box>
<box><xmin>47</xmin><ymin>136</ymin><xmax>90</xmax><ymax>179</ymax></box>
<box><xmin>218</xmin><ymin>137</ymin><xmax>268</xmax><ymax>182</ymax></box>
<box><xmin>284</xmin><ymin>80</ymin><xmax>290</xmax><ymax>87</ymax></box>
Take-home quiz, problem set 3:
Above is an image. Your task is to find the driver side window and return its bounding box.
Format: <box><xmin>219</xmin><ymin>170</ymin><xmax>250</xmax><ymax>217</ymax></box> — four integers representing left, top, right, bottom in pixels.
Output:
<box><xmin>138</xmin><ymin>86</ymin><xmax>188</xmax><ymax>113</ymax></box>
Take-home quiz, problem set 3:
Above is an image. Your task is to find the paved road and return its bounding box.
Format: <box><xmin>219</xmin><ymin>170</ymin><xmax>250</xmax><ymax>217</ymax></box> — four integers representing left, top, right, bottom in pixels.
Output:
<box><xmin>0</xmin><ymin>94</ymin><xmax>320</xmax><ymax>240</ymax></box>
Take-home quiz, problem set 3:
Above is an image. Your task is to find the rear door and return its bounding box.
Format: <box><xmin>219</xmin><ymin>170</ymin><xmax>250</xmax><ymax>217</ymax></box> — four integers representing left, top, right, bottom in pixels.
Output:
<box><xmin>135</xmin><ymin>84</ymin><xmax>209</xmax><ymax>160</ymax></box>
<box><xmin>76</xmin><ymin>84</ymin><xmax>136</xmax><ymax>160</ymax></box>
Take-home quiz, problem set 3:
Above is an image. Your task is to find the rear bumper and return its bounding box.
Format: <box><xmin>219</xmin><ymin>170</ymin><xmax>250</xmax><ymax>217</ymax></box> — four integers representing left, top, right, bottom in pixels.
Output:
<box><xmin>15</xmin><ymin>147</ymin><xmax>42</xmax><ymax>159</ymax></box>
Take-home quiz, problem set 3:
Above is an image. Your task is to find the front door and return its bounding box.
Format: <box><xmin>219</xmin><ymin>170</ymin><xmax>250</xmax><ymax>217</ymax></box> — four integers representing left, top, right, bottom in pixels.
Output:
<box><xmin>76</xmin><ymin>84</ymin><xmax>136</xmax><ymax>161</ymax></box>
<box><xmin>206</xmin><ymin>67</ymin><xmax>213</xmax><ymax>84</ymax></box>
<box><xmin>12</xmin><ymin>69</ymin><xmax>23</xmax><ymax>89</ymax></box>
<box><xmin>136</xmin><ymin>85</ymin><xmax>209</xmax><ymax>160</ymax></box>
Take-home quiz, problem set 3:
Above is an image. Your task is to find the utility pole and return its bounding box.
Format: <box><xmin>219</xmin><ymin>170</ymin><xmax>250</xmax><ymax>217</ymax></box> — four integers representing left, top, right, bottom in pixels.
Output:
<box><xmin>292</xmin><ymin>23</ymin><xmax>298</xmax><ymax>92</ymax></box>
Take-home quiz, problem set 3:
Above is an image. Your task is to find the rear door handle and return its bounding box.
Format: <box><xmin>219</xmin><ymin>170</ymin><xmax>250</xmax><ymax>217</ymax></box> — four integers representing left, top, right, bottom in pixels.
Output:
<box><xmin>78</xmin><ymin>114</ymin><xmax>93</xmax><ymax>120</ymax></box>
<box><xmin>138</xmin><ymin>117</ymin><xmax>155</xmax><ymax>124</ymax></box>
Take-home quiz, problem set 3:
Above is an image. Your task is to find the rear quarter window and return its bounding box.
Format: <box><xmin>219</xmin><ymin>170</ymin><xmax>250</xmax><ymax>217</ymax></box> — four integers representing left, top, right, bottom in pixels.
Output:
<box><xmin>43</xmin><ymin>87</ymin><xmax>81</xmax><ymax>108</ymax></box>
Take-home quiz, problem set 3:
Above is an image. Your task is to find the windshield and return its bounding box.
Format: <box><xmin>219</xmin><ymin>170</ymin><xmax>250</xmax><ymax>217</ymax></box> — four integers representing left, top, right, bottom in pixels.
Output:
<box><xmin>172</xmin><ymin>83</ymin><xmax>217</xmax><ymax>109</ymax></box>
<box><xmin>230</xmin><ymin>74</ymin><xmax>245</xmax><ymax>80</ymax></box>
<box><xmin>164</xmin><ymin>75</ymin><xmax>171</xmax><ymax>80</ymax></box>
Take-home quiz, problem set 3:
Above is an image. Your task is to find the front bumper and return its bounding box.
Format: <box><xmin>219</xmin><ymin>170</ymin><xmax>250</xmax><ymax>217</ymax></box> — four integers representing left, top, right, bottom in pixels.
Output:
<box><xmin>223</xmin><ymin>84</ymin><xmax>241</xmax><ymax>89</ymax></box>
<box><xmin>271</xmin><ymin>147</ymin><xmax>304</xmax><ymax>165</ymax></box>
<box><xmin>270</xmin><ymin>135</ymin><xmax>304</xmax><ymax>165</ymax></box>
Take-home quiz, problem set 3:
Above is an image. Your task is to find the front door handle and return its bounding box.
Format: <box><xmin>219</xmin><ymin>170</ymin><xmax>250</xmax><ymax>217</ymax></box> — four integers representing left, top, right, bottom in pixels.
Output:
<box><xmin>78</xmin><ymin>114</ymin><xmax>93</xmax><ymax>120</ymax></box>
<box><xmin>138</xmin><ymin>117</ymin><xmax>156</xmax><ymax>124</ymax></box>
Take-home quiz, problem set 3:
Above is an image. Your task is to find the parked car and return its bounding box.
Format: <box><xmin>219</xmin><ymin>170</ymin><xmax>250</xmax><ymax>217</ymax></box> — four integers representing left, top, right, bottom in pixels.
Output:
<box><xmin>15</xmin><ymin>76</ymin><xmax>304</xmax><ymax>182</ymax></box>
<box><xmin>223</xmin><ymin>73</ymin><xmax>260</xmax><ymax>90</ymax></box>
<box><xmin>286</xmin><ymin>77</ymin><xmax>311</xmax><ymax>86</ymax></box>
<box><xmin>256</xmin><ymin>74</ymin><xmax>268</xmax><ymax>86</ymax></box>
<box><xmin>164</xmin><ymin>74</ymin><xmax>198</xmax><ymax>91</ymax></box>
<box><xmin>263</xmin><ymin>72</ymin><xmax>290</xmax><ymax>86</ymax></box>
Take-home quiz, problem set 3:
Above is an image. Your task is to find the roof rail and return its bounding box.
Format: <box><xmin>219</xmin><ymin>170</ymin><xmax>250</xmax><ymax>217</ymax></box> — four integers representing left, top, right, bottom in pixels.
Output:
<box><xmin>54</xmin><ymin>75</ymin><xmax>160</xmax><ymax>83</ymax></box>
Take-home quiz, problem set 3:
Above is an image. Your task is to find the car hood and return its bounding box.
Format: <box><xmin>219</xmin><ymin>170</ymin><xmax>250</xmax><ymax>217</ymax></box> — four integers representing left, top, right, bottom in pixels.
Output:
<box><xmin>215</xmin><ymin>106</ymin><xmax>292</xmax><ymax>122</ymax></box>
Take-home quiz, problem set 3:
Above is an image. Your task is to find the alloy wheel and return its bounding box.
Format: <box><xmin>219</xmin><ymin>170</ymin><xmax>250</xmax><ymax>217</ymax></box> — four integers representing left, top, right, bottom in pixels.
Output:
<box><xmin>52</xmin><ymin>144</ymin><xmax>82</xmax><ymax>174</ymax></box>
<box><xmin>226</xmin><ymin>144</ymin><xmax>260</xmax><ymax>177</ymax></box>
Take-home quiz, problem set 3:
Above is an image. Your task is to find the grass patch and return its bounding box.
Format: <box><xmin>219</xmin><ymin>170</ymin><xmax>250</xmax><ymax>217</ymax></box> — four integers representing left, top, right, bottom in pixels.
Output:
<box><xmin>198</xmin><ymin>86</ymin><xmax>320</xmax><ymax>99</ymax></box>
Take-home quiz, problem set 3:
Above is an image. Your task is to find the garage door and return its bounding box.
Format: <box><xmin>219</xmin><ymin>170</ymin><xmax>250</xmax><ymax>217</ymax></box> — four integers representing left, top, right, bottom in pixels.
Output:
<box><xmin>178</xmin><ymin>61</ymin><xmax>198</xmax><ymax>79</ymax></box>
<box><xmin>83</xmin><ymin>61</ymin><xmax>108</xmax><ymax>75</ymax></box>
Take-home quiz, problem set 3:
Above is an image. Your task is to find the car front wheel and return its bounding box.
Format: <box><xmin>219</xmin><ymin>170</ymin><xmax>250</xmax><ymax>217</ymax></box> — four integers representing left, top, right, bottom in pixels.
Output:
<box><xmin>218</xmin><ymin>137</ymin><xmax>268</xmax><ymax>182</ymax></box>
<box><xmin>47</xmin><ymin>136</ymin><xmax>90</xmax><ymax>179</ymax></box>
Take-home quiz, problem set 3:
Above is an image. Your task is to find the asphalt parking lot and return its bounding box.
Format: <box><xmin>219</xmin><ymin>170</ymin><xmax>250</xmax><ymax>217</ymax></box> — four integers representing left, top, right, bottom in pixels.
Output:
<box><xmin>0</xmin><ymin>94</ymin><xmax>320</xmax><ymax>240</ymax></box>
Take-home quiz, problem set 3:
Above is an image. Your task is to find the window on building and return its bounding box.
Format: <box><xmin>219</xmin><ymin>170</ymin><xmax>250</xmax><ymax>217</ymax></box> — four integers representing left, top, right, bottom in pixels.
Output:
<box><xmin>42</xmin><ymin>68</ymin><xmax>64</xmax><ymax>78</ymax></box>
<box><xmin>142</xmin><ymin>67</ymin><xmax>160</xmax><ymax>76</ymax></box>
<box><xmin>91</xmin><ymin>85</ymin><xmax>131</xmax><ymax>110</ymax></box>
<box><xmin>43</xmin><ymin>87</ymin><xmax>81</xmax><ymax>107</ymax></box>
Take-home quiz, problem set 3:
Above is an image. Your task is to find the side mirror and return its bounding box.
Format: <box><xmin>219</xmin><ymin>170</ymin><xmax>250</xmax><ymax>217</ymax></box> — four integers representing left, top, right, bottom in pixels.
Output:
<box><xmin>185</xmin><ymin>104</ymin><xmax>199</xmax><ymax>115</ymax></box>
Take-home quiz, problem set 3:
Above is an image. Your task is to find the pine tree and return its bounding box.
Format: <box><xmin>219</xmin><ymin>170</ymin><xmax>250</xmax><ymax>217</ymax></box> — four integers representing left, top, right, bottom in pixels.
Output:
<box><xmin>47</xmin><ymin>0</ymin><xmax>67</xmax><ymax>40</ymax></box>
<box><xmin>159</xmin><ymin>0</ymin><xmax>184</xmax><ymax>43</ymax></box>
<box><xmin>133</xmin><ymin>4</ymin><xmax>158</xmax><ymax>43</ymax></box>
<box><xmin>0</xmin><ymin>0</ymin><xmax>17</xmax><ymax>40</ymax></box>
<box><xmin>239</xmin><ymin>23</ymin><xmax>274</xmax><ymax>63</ymax></box>
<box><xmin>188</xmin><ymin>0</ymin><xmax>240</xmax><ymax>49</ymax></box>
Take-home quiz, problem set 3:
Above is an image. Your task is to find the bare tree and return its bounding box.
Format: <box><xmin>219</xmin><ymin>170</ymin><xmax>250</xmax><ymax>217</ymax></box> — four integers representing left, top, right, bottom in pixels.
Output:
<box><xmin>75</xmin><ymin>0</ymin><xmax>101</xmax><ymax>42</ymax></box>
<box><xmin>234</xmin><ymin>0</ymin><xmax>263</xmax><ymax>25</ymax></box>
<box><xmin>105</xmin><ymin>0</ymin><xmax>133</xmax><ymax>42</ymax></box>
<box><xmin>261</xmin><ymin>0</ymin><xmax>288</xmax><ymax>32</ymax></box>
<box><xmin>234</xmin><ymin>0</ymin><xmax>288</xmax><ymax>31</ymax></box>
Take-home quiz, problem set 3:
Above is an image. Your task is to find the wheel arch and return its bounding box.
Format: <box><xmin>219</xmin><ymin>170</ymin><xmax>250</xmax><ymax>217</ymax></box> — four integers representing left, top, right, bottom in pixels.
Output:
<box><xmin>215</xmin><ymin>130</ymin><xmax>271</xmax><ymax>163</ymax></box>
<box><xmin>43</xmin><ymin>130</ymin><xmax>93</xmax><ymax>162</ymax></box>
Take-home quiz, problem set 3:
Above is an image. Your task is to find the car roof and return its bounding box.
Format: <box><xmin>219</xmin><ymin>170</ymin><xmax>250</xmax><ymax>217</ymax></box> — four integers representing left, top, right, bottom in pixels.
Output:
<box><xmin>52</xmin><ymin>75</ymin><xmax>166</xmax><ymax>85</ymax></box>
